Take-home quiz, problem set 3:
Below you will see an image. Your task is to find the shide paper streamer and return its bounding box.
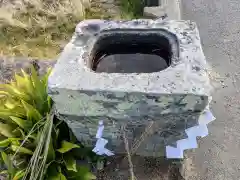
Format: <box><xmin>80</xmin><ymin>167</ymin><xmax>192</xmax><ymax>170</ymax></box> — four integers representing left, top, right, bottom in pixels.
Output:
<box><xmin>166</xmin><ymin>104</ymin><xmax>216</xmax><ymax>159</ymax></box>
<box><xmin>92</xmin><ymin>120</ymin><xmax>114</xmax><ymax>156</ymax></box>
<box><xmin>93</xmin><ymin>102</ymin><xmax>215</xmax><ymax>159</ymax></box>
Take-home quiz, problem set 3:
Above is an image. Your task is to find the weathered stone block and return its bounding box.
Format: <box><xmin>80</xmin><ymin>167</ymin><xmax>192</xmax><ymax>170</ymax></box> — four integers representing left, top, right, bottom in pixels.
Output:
<box><xmin>48</xmin><ymin>19</ymin><xmax>211</xmax><ymax>157</ymax></box>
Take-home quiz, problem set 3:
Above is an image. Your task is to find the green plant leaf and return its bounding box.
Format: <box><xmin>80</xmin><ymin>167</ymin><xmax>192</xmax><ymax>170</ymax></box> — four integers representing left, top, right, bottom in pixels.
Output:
<box><xmin>21</xmin><ymin>100</ymin><xmax>42</xmax><ymax>121</ymax></box>
<box><xmin>10</xmin><ymin>116</ymin><xmax>32</xmax><ymax>130</ymax></box>
<box><xmin>45</xmin><ymin>163</ymin><xmax>60</xmax><ymax>179</ymax></box>
<box><xmin>33</xmin><ymin>131</ymin><xmax>42</xmax><ymax>147</ymax></box>
<box><xmin>22</xmin><ymin>113</ymin><xmax>54</xmax><ymax>180</ymax></box>
<box><xmin>13</xmin><ymin>169</ymin><xmax>25</xmax><ymax>180</ymax></box>
<box><xmin>0</xmin><ymin>138</ymin><xmax>10</xmax><ymax>147</ymax></box>
<box><xmin>48</xmin><ymin>173</ymin><xmax>67</xmax><ymax>180</ymax></box>
<box><xmin>1</xmin><ymin>152</ymin><xmax>10</xmax><ymax>169</ymax></box>
<box><xmin>1</xmin><ymin>151</ymin><xmax>14</xmax><ymax>178</ymax></box>
<box><xmin>0</xmin><ymin>122</ymin><xmax>15</xmax><ymax>137</ymax></box>
<box><xmin>67</xmin><ymin>165</ymin><xmax>96</xmax><ymax>180</ymax></box>
<box><xmin>12</xmin><ymin>128</ymin><xmax>24</xmax><ymax>139</ymax></box>
<box><xmin>0</xmin><ymin>111</ymin><xmax>23</xmax><ymax>122</ymax></box>
<box><xmin>47</xmin><ymin>138</ymin><xmax>55</xmax><ymax>161</ymax></box>
<box><xmin>0</xmin><ymin>90</ymin><xmax>9</xmax><ymax>96</ymax></box>
<box><xmin>69</xmin><ymin>129</ymin><xmax>77</xmax><ymax>144</ymax></box>
<box><xmin>29</xmin><ymin>66</ymin><xmax>50</xmax><ymax>114</ymax></box>
<box><xmin>30</xmin><ymin>66</ymin><xmax>45</xmax><ymax>101</ymax></box>
<box><xmin>57</xmin><ymin>140</ymin><xmax>80</xmax><ymax>154</ymax></box>
<box><xmin>0</xmin><ymin>102</ymin><xmax>26</xmax><ymax>121</ymax></box>
<box><xmin>0</xmin><ymin>83</ymin><xmax>30</xmax><ymax>101</ymax></box>
<box><xmin>0</xmin><ymin>170</ymin><xmax>8</xmax><ymax>175</ymax></box>
<box><xmin>14</xmin><ymin>73</ymin><xmax>28</xmax><ymax>89</ymax></box>
<box><xmin>84</xmin><ymin>172</ymin><xmax>97</xmax><ymax>180</ymax></box>
<box><xmin>0</xmin><ymin>84</ymin><xmax>20</xmax><ymax>95</ymax></box>
<box><xmin>13</xmin><ymin>127</ymin><xmax>26</xmax><ymax>139</ymax></box>
<box><xmin>41</xmin><ymin>68</ymin><xmax>52</xmax><ymax>85</ymax></box>
<box><xmin>64</xmin><ymin>154</ymin><xmax>77</xmax><ymax>172</ymax></box>
<box><xmin>12</xmin><ymin>155</ymin><xmax>27</xmax><ymax>169</ymax></box>
<box><xmin>59</xmin><ymin>173</ymin><xmax>67</xmax><ymax>180</ymax></box>
<box><xmin>47</xmin><ymin>96</ymin><xmax>53</xmax><ymax>112</ymax></box>
<box><xmin>20</xmin><ymin>69</ymin><xmax>36</xmax><ymax>98</ymax></box>
<box><xmin>11</xmin><ymin>145</ymin><xmax>33</xmax><ymax>155</ymax></box>
<box><xmin>0</xmin><ymin>137</ymin><xmax>20</xmax><ymax>147</ymax></box>
<box><xmin>4</xmin><ymin>98</ymin><xmax>18</xmax><ymax>109</ymax></box>
<box><xmin>11</xmin><ymin>139</ymin><xmax>21</xmax><ymax>146</ymax></box>
<box><xmin>28</xmin><ymin>133</ymin><xmax>37</xmax><ymax>140</ymax></box>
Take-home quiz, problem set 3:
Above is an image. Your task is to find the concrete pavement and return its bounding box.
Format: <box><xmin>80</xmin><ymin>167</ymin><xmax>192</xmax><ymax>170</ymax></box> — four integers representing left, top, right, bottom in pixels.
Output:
<box><xmin>182</xmin><ymin>0</ymin><xmax>240</xmax><ymax>179</ymax></box>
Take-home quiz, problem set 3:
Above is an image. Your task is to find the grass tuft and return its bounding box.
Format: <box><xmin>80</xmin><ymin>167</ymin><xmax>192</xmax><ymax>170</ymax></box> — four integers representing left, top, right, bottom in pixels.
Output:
<box><xmin>119</xmin><ymin>0</ymin><xmax>145</xmax><ymax>19</ymax></box>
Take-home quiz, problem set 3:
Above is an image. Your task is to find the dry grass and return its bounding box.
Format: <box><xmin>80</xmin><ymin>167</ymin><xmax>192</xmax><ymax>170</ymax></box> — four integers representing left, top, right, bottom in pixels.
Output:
<box><xmin>0</xmin><ymin>0</ymin><xmax>142</xmax><ymax>59</ymax></box>
<box><xmin>0</xmin><ymin>0</ymin><xmax>109</xmax><ymax>59</ymax></box>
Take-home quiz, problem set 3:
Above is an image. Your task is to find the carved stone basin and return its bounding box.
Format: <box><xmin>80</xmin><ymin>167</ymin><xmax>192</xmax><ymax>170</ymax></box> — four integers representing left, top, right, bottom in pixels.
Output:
<box><xmin>48</xmin><ymin>19</ymin><xmax>211</xmax><ymax>157</ymax></box>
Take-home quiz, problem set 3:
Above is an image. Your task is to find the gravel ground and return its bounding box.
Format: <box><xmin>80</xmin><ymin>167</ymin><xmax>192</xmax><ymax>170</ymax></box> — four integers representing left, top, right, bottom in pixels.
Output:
<box><xmin>0</xmin><ymin>56</ymin><xmax>56</xmax><ymax>83</ymax></box>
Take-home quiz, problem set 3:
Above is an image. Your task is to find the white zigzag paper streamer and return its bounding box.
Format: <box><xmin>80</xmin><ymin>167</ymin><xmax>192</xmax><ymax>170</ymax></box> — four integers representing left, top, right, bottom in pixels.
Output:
<box><xmin>92</xmin><ymin>100</ymin><xmax>215</xmax><ymax>158</ymax></box>
<box><xmin>166</xmin><ymin>104</ymin><xmax>216</xmax><ymax>159</ymax></box>
<box><xmin>92</xmin><ymin>120</ymin><xmax>114</xmax><ymax>156</ymax></box>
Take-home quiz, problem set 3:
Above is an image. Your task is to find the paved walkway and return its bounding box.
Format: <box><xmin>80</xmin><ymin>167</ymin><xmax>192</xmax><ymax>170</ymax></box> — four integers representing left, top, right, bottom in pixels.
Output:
<box><xmin>182</xmin><ymin>0</ymin><xmax>240</xmax><ymax>179</ymax></box>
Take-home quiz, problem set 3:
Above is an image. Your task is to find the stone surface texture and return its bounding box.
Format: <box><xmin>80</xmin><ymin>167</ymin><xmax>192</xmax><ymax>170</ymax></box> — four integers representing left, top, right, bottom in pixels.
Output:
<box><xmin>48</xmin><ymin>19</ymin><xmax>211</xmax><ymax>157</ymax></box>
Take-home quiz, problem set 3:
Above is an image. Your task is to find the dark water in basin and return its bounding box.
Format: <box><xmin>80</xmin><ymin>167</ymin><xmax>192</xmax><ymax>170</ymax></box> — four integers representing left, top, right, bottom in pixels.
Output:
<box><xmin>95</xmin><ymin>54</ymin><xmax>169</xmax><ymax>73</ymax></box>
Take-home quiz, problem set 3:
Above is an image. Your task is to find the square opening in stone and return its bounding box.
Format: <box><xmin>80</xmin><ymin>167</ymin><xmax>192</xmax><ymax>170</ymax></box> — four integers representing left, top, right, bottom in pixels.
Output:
<box><xmin>91</xmin><ymin>30</ymin><xmax>178</xmax><ymax>73</ymax></box>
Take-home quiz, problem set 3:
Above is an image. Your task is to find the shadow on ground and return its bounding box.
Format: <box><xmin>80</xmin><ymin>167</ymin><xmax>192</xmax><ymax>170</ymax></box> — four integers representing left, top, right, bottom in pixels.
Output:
<box><xmin>97</xmin><ymin>156</ymin><xmax>185</xmax><ymax>180</ymax></box>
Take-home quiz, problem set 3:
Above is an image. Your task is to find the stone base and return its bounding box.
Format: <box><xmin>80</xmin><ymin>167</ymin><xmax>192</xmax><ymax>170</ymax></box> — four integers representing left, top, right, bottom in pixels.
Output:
<box><xmin>58</xmin><ymin>111</ymin><xmax>201</xmax><ymax>157</ymax></box>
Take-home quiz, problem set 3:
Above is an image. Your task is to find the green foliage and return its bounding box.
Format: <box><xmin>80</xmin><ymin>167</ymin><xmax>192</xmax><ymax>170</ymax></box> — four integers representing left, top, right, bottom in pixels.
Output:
<box><xmin>57</xmin><ymin>140</ymin><xmax>80</xmax><ymax>154</ymax></box>
<box><xmin>0</xmin><ymin>67</ymin><xmax>98</xmax><ymax>180</ymax></box>
<box><xmin>119</xmin><ymin>0</ymin><xmax>145</xmax><ymax>19</ymax></box>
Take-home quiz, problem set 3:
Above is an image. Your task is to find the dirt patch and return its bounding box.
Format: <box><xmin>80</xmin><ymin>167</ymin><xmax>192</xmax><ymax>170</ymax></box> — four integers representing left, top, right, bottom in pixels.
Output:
<box><xmin>96</xmin><ymin>155</ymin><xmax>186</xmax><ymax>180</ymax></box>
